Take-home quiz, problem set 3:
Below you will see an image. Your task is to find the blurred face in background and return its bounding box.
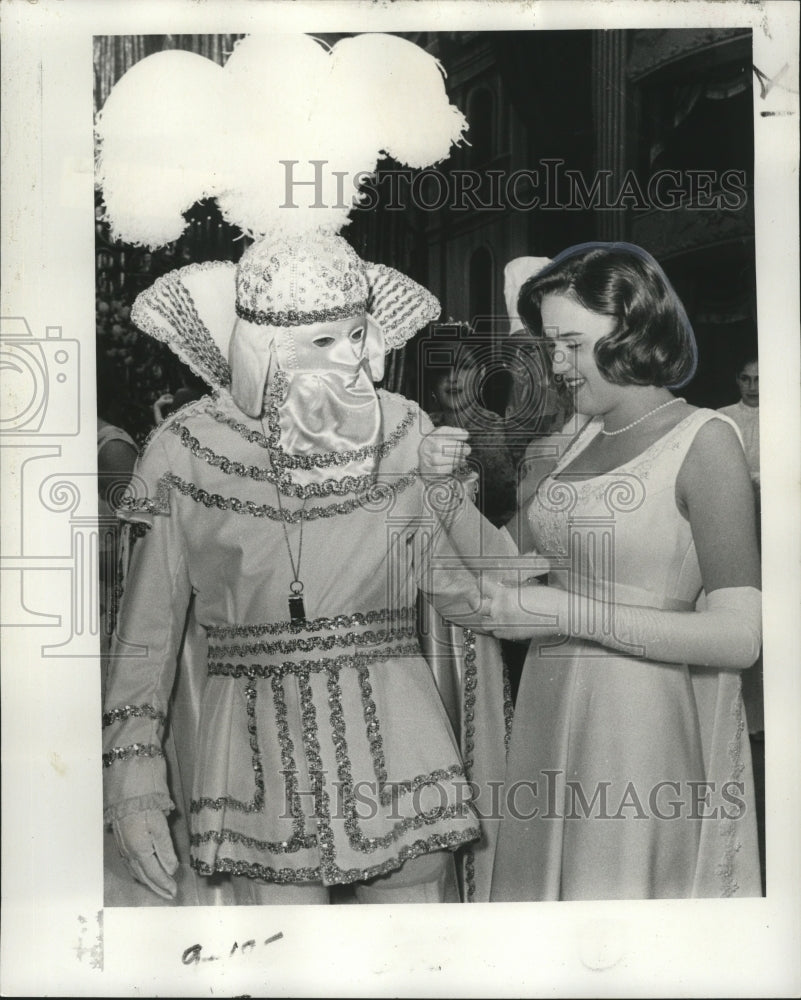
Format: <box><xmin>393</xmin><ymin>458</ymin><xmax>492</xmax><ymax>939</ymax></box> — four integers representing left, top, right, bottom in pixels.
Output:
<box><xmin>432</xmin><ymin>367</ymin><xmax>474</xmax><ymax>414</ymax></box>
<box><xmin>737</xmin><ymin>360</ymin><xmax>759</xmax><ymax>408</ymax></box>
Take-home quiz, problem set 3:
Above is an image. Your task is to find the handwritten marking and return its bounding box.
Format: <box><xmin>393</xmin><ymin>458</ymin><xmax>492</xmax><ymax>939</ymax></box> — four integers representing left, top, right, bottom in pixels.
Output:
<box><xmin>182</xmin><ymin>944</ymin><xmax>203</xmax><ymax>965</ymax></box>
<box><xmin>182</xmin><ymin>933</ymin><xmax>284</xmax><ymax>966</ymax></box>
<box><xmin>753</xmin><ymin>63</ymin><xmax>790</xmax><ymax>99</ymax></box>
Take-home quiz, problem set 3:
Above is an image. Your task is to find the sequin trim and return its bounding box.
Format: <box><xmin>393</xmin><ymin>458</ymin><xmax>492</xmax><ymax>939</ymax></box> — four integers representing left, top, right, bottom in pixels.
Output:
<box><xmin>357</xmin><ymin>663</ymin><xmax>387</xmax><ymax>794</ymax></box>
<box><xmin>168</xmin><ymin>412</ymin><xmax>418</xmax><ymax>502</ymax></box>
<box><xmin>206</xmin><ymin>606</ymin><xmax>415</xmax><ymax>640</ymax></box>
<box><xmin>235</xmin><ymin>301</ymin><xmax>366</xmax><ymax>327</ymax></box>
<box><xmin>319</xmin><ymin>665</ymin><xmax>474</xmax><ymax>858</ymax></box>
<box><xmin>208</xmin><ymin>625</ymin><xmax>418</xmax><ymax>659</ymax></box>
<box><xmin>268</xmin><ymin>673</ymin><xmax>318</xmax><ymax>852</ymax></box>
<box><xmin>210</xmin><ymin>383</ymin><xmax>417</xmax><ymax>478</ymax></box>
<box><xmin>352</xmin><ymin>665</ymin><xmax>466</xmax><ymax>805</ymax></box>
<box><xmin>190</xmin><ymin>680</ymin><xmax>263</xmax><ymax>814</ymax></box>
<box><xmin>384</xmin><ymin>765</ymin><xmax>467</xmax><ymax>805</ymax></box>
<box><xmin>207</xmin><ymin>642</ymin><xmax>422</xmax><ymax>680</ymax></box>
<box><xmin>715</xmin><ymin>682</ymin><xmax>748</xmax><ymax>897</ymax></box>
<box><xmin>461</xmin><ymin>628</ymin><xmax>478</xmax><ymax>902</ymax></box>
<box><xmin>502</xmin><ymin>659</ymin><xmax>514</xmax><ymax>758</ymax></box>
<box><xmin>131</xmin><ymin>262</ymin><xmax>233</xmax><ymax>391</ymax></box>
<box><xmin>119</xmin><ymin>469</ymin><xmax>420</xmax><ymax>522</ymax></box>
<box><xmin>190</xmin><ymin>676</ymin><xmax>318</xmax><ymax>853</ymax></box>
<box><xmin>191</xmin><ymin>856</ymin><xmax>322</xmax><ymax>883</ymax></box>
<box><xmin>190</xmin><ymin>827</ymin><xmax>479</xmax><ymax>887</ymax></box>
<box><xmin>102</xmin><ymin>743</ymin><xmax>164</xmax><ymax>767</ymax></box>
<box><xmin>102</xmin><ymin>703</ymin><xmax>166</xmax><ymax>728</ymax></box>
<box><xmin>190</xmin><ymin>656</ymin><xmax>477</xmax><ymax>885</ymax></box>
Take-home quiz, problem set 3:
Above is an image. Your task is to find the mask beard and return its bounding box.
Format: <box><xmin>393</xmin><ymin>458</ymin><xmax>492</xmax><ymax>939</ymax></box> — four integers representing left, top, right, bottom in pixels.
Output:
<box><xmin>270</xmin><ymin>359</ymin><xmax>382</xmax><ymax>485</ymax></box>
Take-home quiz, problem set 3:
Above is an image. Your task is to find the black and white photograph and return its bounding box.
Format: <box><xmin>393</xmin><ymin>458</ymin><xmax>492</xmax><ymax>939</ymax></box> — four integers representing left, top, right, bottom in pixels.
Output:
<box><xmin>1</xmin><ymin>1</ymin><xmax>799</xmax><ymax>996</ymax></box>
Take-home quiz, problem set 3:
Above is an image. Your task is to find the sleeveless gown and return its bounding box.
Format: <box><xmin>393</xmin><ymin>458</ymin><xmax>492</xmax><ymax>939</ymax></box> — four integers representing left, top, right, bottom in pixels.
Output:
<box><xmin>490</xmin><ymin>409</ymin><xmax>761</xmax><ymax>900</ymax></box>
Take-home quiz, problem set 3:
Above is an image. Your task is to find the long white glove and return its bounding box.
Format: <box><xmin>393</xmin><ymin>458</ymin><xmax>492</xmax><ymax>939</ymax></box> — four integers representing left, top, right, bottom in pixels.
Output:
<box><xmin>112</xmin><ymin>809</ymin><xmax>179</xmax><ymax>900</ymax></box>
<box><xmin>489</xmin><ymin>582</ymin><xmax>762</xmax><ymax>670</ymax></box>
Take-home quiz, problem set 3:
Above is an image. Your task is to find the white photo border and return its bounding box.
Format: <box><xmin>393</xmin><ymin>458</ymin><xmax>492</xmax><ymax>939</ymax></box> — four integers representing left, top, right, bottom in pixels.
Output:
<box><xmin>1</xmin><ymin>1</ymin><xmax>799</xmax><ymax>996</ymax></box>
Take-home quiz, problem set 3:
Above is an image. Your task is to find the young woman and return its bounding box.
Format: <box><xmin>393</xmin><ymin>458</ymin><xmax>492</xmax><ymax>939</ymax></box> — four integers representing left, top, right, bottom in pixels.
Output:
<box><xmin>486</xmin><ymin>243</ymin><xmax>762</xmax><ymax>900</ymax></box>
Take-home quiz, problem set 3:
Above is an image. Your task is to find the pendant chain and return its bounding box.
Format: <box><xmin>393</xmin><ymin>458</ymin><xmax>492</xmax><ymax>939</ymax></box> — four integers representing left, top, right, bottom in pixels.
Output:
<box><xmin>274</xmin><ymin>488</ymin><xmax>305</xmax><ymax>584</ymax></box>
<box><xmin>262</xmin><ymin>415</ymin><xmax>308</xmax><ymax>620</ymax></box>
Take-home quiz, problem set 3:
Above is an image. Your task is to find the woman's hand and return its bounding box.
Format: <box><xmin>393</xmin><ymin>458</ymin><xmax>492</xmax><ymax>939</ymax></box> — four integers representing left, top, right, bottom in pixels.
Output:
<box><xmin>486</xmin><ymin>576</ymin><xmax>567</xmax><ymax>640</ymax></box>
<box><xmin>419</xmin><ymin>426</ymin><xmax>471</xmax><ymax>477</ymax></box>
<box><xmin>152</xmin><ymin>393</ymin><xmax>174</xmax><ymax>426</ymax></box>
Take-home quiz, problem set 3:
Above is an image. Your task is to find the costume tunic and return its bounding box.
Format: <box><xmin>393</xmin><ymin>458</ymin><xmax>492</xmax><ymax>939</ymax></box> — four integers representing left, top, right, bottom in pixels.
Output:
<box><xmin>103</xmin><ymin>387</ymin><xmax>491</xmax><ymax>887</ymax></box>
<box><xmin>490</xmin><ymin>410</ymin><xmax>761</xmax><ymax>900</ymax></box>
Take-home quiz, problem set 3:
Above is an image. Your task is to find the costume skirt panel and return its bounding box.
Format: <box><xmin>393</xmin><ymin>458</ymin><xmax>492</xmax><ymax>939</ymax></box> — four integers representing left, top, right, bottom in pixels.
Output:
<box><xmin>189</xmin><ymin>619</ymin><xmax>479</xmax><ymax>885</ymax></box>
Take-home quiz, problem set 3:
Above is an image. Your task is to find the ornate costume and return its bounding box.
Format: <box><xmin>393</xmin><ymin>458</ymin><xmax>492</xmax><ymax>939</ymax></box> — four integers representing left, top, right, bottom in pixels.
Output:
<box><xmin>98</xmin><ymin>33</ymin><xmax>514</xmax><ymax>903</ymax></box>
<box><xmin>103</xmin><ymin>382</ymin><xmax>489</xmax><ymax>887</ymax></box>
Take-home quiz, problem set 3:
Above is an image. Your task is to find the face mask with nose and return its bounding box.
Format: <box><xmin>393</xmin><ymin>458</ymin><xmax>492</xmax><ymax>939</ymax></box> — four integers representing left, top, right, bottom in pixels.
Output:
<box><xmin>229</xmin><ymin>310</ymin><xmax>386</xmax><ymax>485</ymax></box>
<box><xmin>129</xmin><ymin>233</ymin><xmax>441</xmax><ymax>490</ymax></box>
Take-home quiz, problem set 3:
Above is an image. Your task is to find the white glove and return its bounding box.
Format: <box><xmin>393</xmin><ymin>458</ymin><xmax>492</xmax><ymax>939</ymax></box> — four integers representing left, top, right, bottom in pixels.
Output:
<box><xmin>487</xmin><ymin>576</ymin><xmax>562</xmax><ymax>641</ymax></box>
<box><xmin>418</xmin><ymin>425</ymin><xmax>471</xmax><ymax>477</ymax></box>
<box><xmin>112</xmin><ymin>809</ymin><xmax>179</xmax><ymax>900</ymax></box>
<box><xmin>489</xmin><ymin>580</ymin><xmax>762</xmax><ymax>670</ymax></box>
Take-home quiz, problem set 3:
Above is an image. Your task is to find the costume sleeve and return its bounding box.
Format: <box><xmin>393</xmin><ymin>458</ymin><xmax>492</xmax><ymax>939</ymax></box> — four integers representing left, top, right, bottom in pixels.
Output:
<box><xmin>411</xmin><ymin>404</ymin><xmax>547</xmax><ymax>626</ymax></box>
<box><xmin>416</xmin><ymin>474</ymin><xmax>549</xmax><ymax>628</ymax></box>
<box><xmin>102</xmin><ymin>433</ymin><xmax>192</xmax><ymax>823</ymax></box>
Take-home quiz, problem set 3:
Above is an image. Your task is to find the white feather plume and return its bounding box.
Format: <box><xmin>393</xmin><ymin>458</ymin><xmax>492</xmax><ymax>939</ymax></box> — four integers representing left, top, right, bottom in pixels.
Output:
<box><xmin>328</xmin><ymin>34</ymin><xmax>467</xmax><ymax>169</ymax></box>
<box><xmin>96</xmin><ymin>33</ymin><xmax>468</xmax><ymax>248</ymax></box>
<box><xmin>95</xmin><ymin>50</ymin><xmax>227</xmax><ymax>246</ymax></box>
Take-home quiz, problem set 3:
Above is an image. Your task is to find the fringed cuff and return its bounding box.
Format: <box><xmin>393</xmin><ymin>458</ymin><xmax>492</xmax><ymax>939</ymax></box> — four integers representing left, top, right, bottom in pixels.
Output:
<box><xmin>103</xmin><ymin>792</ymin><xmax>175</xmax><ymax>826</ymax></box>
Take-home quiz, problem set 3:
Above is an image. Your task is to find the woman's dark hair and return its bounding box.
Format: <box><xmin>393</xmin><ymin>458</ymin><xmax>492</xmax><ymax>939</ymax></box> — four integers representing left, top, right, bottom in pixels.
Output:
<box><xmin>736</xmin><ymin>352</ymin><xmax>758</xmax><ymax>376</ymax></box>
<box><xmin>517</xmin><ymin>242</ymin><xmax>697</xmax><ymax>388</ymax></box>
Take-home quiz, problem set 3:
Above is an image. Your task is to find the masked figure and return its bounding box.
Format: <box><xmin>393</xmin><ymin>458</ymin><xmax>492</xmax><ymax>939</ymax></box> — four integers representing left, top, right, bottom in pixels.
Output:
<box><xmin>98</xmin><ymin>33</ymin><xmax>518</xmax><ymax>905</ymax></box>
<box><xmin>101</xmin><ymin>230</ymin><xmax>517</xmax><ymax>904</ymax></box>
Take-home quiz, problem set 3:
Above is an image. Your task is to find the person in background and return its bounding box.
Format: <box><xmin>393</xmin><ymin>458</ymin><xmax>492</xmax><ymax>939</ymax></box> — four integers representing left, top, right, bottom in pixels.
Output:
<box><xmin>718</xmin><ymin>352</ymin><xmax>764</xmax><ymax>885</ymax></box>
<box><xmin>718</xmin><ymin>355</ymin><xmax>760</xmax><ymax>488</ymax></box>
<box><xmin>428</xmin><ymin>351</ymin><xmax>518</xmax><ymax>528</ymax></box>
<box><xmin>152</xmin><ymin>370</ymin><xmax>209</xmax><ymax>426</ymax></box>
<box><xmin>96</xmin><ymin>358</ymin><xmax>139</xmax><ymax>688</ymax></box>
<box><xmin>717</xmin><ymin>356</ymin><xmax>762</xmax><ymax>729</ymax></box>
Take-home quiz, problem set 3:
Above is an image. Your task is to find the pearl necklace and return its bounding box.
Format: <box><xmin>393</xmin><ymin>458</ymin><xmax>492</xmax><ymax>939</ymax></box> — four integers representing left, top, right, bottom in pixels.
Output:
<box><xmin>600</xmin><ymin>396</ymin><xmax>683</xmax><ymax>437</ymax></box>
